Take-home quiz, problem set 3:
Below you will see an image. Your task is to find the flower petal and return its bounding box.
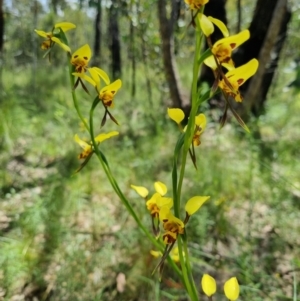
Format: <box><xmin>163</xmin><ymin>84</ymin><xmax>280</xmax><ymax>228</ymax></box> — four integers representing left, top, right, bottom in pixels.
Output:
<box><xmin>150</xmin><ymin>250</ymin><xmax>162</xmax><ymax>258</ymax></box>
<box><xmin>195</xmin><ymin>113</ymin><xmax>207</xmax><ymax>131</ymax></box>
<box><xmin>34</xmin><ymin>30</ymin><xmax>50</xmax><ymax>38</ymax></box>
<box><xmin>201</xmin><ymin>274</ymin><xmax>217</xmax><ymax>297</ymax></box>
<box><xmin>168</xmin><ymin>108</ymin><xmax>185</xmax><ymax>124</ymax></box>
<box><xmin>185</xmin><ymin>196</ymin><xmax>210</xmax><ymax>216</ymax></box>
<box><xmin>213</xmin><ymin>29</ymin><xmax>250</xmax><ymax>52</ymax></box>
<box><xmin>99</xmin><ymin>79</ymin><xmax>122</xmax><ymax>107</ymax></box>
<box><xmin>74</xmin><ymin>134</ymin><xmax>90</xmax><ymax>150</ymax></box>
<box><xmin>73</xmin><ymin>72</ymin><xmax>97</xmax><ymax>87</ymax></box>
<box><xmin>204</xmin><ymin>55</ymin><xmax>218</xmax><ymax>70</ymax></box>
<box><xmin>71</xmin><ymin>44</ymin><xmax>92</xmax><ymax>66</ymax></box>
<box><xmin>54</xmin><ymin>22</ymin><xmax>76</xmax><ymax>32</ymax></box>
<box><xmin>225</xmin><ymin>58</ymin><xmax>259</xmax><ymax>87</ymax></box>
<box><xmin>156</xmin><ymin>197</ymin><xmax>173</xmax><ymax>209</ymax></box>
<box><xmin>154</xmin><ymin>181</ymin><xmax>168</xmax><ymax>196</ymax></box>
<box><xmin>208</xmin><ymin>17</ymin><xmax>229</xmax><ymax>37</ymax></box>
<box><xmin>199</xmin><ymin>14</ymin><xmax>214</xmax><ymax>37</ymax></box>
<box><xmin>51</xmin><ymin>37</ymin><xmax>71</xmax><ymax>52</ymax></box>
<box><xmin>224</xmin><ymin>277</ymin><xmax>240</xmax><ymax>301</ymax></box>
<box><xmin>91</xmin><ymin>67</ymin><xmax>110</xmax><ymax>85</ymax></box>
<box><xmin>131</xmin><ymin>185</ymin><xmax>149</xmax><ymax>198</ymax></box>
<box><xmin>94</xmin><ymin>131</ymin><xmax>119</xmax><ymax>143</ymax></box>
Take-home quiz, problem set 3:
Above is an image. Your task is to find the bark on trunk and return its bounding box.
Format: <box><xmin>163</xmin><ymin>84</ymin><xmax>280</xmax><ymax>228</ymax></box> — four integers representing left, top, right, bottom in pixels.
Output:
<box><xmin>157</xmin><ymin>0</ymin><xmax>184</xmax><ymax>109</ymax></box>
<box><xmin>93</xmin><ymin>0</ymin><xmax>102</xmax><ymax>66</ymax></box>
<box><xmin>240</xmin><ymin>0</ymin><xmax>291</xmax><ymax>118</ymax></box>
<box><xmin>0</xmin><ymin>0</ymin><xmax>4</xmax><ymax>91</ymax></box>
<box><xmin>108</xmin><ymin>0</ymin><xmax>121</xmax><ymax>79</ymax></box>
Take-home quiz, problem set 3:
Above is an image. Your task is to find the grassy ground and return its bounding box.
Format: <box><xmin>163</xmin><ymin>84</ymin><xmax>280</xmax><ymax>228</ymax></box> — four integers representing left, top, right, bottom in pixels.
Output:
<box><xmin>0</xmin><ymin>53</ymin><xmax>300</xmax><ymax>301</ymax></box>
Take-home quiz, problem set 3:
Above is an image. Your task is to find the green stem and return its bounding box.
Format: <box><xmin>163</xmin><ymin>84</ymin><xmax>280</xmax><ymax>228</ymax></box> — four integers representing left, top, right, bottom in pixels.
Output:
<box><xmin>174</xmin><ymin>14</ymin><xmax>204</xmax><ymax>301</ymax></box>
<box><xmin>88</xmin><ymin>99</ymin><xmax>183</xmax><ymax>280</ymax></box>
<box><xmin>68</xmin><ymin>60</ymin><xmax>89</xmax><ymax>132</ymax></box>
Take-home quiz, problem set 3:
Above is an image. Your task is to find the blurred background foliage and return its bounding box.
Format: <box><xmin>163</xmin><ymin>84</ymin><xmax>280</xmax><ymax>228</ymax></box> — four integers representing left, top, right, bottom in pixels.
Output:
<box><xmin>0</xmin><ymin>0</ymin><xmax>300</xmax><ymax>300</ymax></box>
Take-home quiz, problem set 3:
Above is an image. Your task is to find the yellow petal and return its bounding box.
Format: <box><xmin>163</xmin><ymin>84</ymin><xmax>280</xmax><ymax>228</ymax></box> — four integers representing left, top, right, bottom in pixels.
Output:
<box><xmin>150</xmin><ymin>250</ymin><xmax>162</xmax><ymax>258</ymax></box>
<box><xmin>195</xmin><ymin>114</ymin><xmax>207</xmax><ymax>131</ymax></box>
<box><xmin>91</xmin><ymin>67</ymin><xmax>110</xmax><ymax>85</ymax></box>
<box><xmin>131</xmin><ymin>185</ymin><xmax>149</xmax><ymax>198</ymax></box>
<box><xmin>94</xmin><ymin>131</ymin><xmax>119</xmax><ymax>143</ymax></box>
<box><xmin>99</xmin><ymin>79</ymin><xmax>122</xmax><ymax>106</ymax></box>
<box><xmin>204</xmin><ymin>55</ymin><xmax>218</xmax><ymax>70</ymax></box>
<box><xmin>159</xmin><ymin>205</ymin><xmax>171</xmax><ymax>221</ymax></box>
<box><xmin>224</xmin><ymin>277</ymin><xmax>240</xmax><ymax>301</ymax></box>
<box><xmin>73</xmin><ymin>72</ymin><xmax>97</xmax><ymax>87</ymax></box>
<box><xmin>156</xmin><ymin>197</ymin><xmax>173</xmax><ymax>209</ymax></box>
<box><xmin>74</xmin><ymin>134</ymin><xmax>90</xmax><ymax>151</ymax></box>
<box><xmin>225</xmin><ymin>58</ymin><xmax>259</xmax><ymax>87</ymax></box>
<box><xmin>154</xmin><ymin>181</ymin><xmax>167</xmax><ymax>196</ymax></box>
<box><xmin>167</xmin><ymin>212</ymin><xmax>185</xmax><ymax>229</ymax></box>
<box><xmin>34</xmin><ymin>30</ymin><xmax>50</xmax><ymax>38</ymax></box>
<box><xmin>51</xmin><ymin>37</ymin><xmax>71</xmax><ymax>52</ymax></box>
<box><xmin>201</xmin><ymin>274</ymin><xmax>217</xmax><ymax>297</ymax></box>
<box><xmin>71</xmin><ymin>44</ymin><xmax>92</xmax><ymax>66</ymax></box>
<box><xmin>199</xmin><ymin>14</ymin><xmax>214</xmax><ymax>37</ymax></box>
<box><xmin>213</xmin><ymin>29</ymin><xmax>249</xmax><ymax>52</ymax></box>
<box><xmin>208</xmin><ymin>17</ymin><xmax>229</xmax><ymax>37</ymax></box>
<box><xmin>167</xmin><ymin>108</ymin><xmax>185</xmax><ymax>124</ymax></box>
<box><xmin>54</xmin><ymin>22</ymin><xmax>76</xmax><ymax>32</ymax></box>
<box><xmin>185</xmin><ymin>196</ymin><xmax>210</xmax><ymax>216</ymax></box>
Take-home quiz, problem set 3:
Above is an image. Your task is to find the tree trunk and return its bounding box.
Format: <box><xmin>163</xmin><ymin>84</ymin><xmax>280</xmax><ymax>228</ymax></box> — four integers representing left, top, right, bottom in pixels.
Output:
<box><xmin>108</xmin><ymin>0</ymin><xmax>121</xmax><ymax>79</ymax></box>
<box><xmin>0</xmin><ymin>0</ymin><xmax>4</xmax><ymax>92</ymax></box>
<box><xmin>93</xmin><ymin>0</ymin><xmax>102</xmax><ymax>66</ymax></box>
<box><xmin>240</xmin><ymin>0</ymin><xmax>291</xmax><ymax>118</ymax></box>
<box><xmin>157</xmin><ymin>0</ymin><xmax>185</xmax><ymax>109</ymax></box>
<box><xmin>199</xmin><ymin>0</ymin><xmax>291</xmax><ymax>120</ymax></box>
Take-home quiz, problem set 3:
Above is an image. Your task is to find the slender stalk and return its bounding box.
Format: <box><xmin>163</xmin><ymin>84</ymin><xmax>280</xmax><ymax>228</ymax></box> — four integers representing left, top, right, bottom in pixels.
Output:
<box><xmin>175</xmin><ymin>14</ymin><xmax>204</xmax><ymax>301</ymax></box>
<box><xmin>68</xmin><ymin>61</ymin><xmax>89</xmax><ymax>132</ymax></box>
<box><xmin>88</xmin><ymin>99</ymin><xmax>183</xmax><ymax>279</ymax></box>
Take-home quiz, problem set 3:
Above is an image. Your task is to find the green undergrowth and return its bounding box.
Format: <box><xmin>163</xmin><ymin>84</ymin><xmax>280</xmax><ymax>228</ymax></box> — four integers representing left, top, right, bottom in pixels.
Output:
<box><xmin>0</xmin><ymin>62</ymin><xmax>300</xmax><ymax>301</ymax></box>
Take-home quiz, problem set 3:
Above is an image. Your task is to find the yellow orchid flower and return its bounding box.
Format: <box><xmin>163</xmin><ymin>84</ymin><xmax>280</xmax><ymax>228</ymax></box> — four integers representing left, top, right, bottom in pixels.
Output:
<box><xmin>201</xmin><ymin>274</ymin><xmax>217</xmax><ymax>297</ymax></box>
<box><xmin>74</xmin><ymin>131</ymin><xmax>119</xmax><ymax>159</ymax></box>
<box><xmin>204</xmin><ymin>30</ymin><xmax>250</xmax><ymax>70</ymax></box>
<box><xmin>99</xmin><ymin>79</ymin><xmax>122</xmax><ymax>108</ymax></box>
<box><xmin>71</xmin><ymin>44</ymin><xmax>92</xmax><ymax>73</ymax></box>
<box><xmin>184</xmin><ymin>0</ymin><xmax>209</xmax><ymax>10</ymax></box>
<box><xmin>219</xmin><ymin>58</ymin><xmax>259</xmax><ymax>102</ymax></box>
<box><xmin>35</xmin><ymin>22</ymin><xmax>75</xmax><ymax>52</ymax></box>
<box><xmin>169</xmin><ymin>108</ymin><xmax>207</xmax><ymax>146</ymax></box>
<box><xmin>146</xmin><ymin>193</ymin><xmax>173</xmax><ymax>217</ymax></box>
<box><xmin>131</xmin><ymin>181</ymin><xmax>172</xmax><ymax>235</ymax></box>
<box><xmin>224</xmin><ymin>277</ymin><xmax>240</xmax><ymax>301</ymax></box>
<box><xmin>193</xmin><ymin>113</ymin><xmax>207</xmax><ymax>146</ymax></box>
<box><xmin>159</xmin><ymin>206</ymin><xmax>184</xmax><ymax>245</ymax></box>
<box><xmin>71</xmin><ymin>44</ymin><xmax>110</xmax><ymax>93</ymax></box>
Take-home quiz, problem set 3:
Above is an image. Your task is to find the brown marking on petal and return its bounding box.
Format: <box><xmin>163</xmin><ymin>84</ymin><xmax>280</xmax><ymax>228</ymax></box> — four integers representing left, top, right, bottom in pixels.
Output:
<box><xmin>237</xmin><ymin>78</ymin><xmax>244</xmax><ymax>85</ymax></box>
<box><xmin>104</xmin><ymin>100</ymin><xmax>112</xmax><ymax>107</ymax></box>
<box><xmin>83</xmin><ymin>56</ymin><xmax>88</xmax><ymax>60</ymax></box>
<box><xmin>111</xmin><ymin>90</ymin><xmax>116</xmax><ymax>94</ymax></box>
<box><xmin>74</xmin><ymin>55</ymin><xmax>78</xmax><ymax>58</ymax></box>
<box><xmin>230</xmin><ymin>43</ymin><xmax>236</xmax><ymax>49</ymax></box>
